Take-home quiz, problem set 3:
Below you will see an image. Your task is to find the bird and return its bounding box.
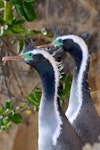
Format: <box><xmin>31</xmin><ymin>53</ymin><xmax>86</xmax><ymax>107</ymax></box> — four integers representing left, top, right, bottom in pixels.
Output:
<box><xmin>2</xmin><ymin>42</ymin><xmax>82</xmax><ymax>150</ymax></box>
<box><xmin>50</xmin><ymin>34</ymin><xmax>100</xmax><ymax>144</ymax></box>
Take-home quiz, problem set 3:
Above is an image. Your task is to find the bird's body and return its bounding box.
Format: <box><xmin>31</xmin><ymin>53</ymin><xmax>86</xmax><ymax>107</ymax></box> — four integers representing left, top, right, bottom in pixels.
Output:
<box><xmin>52</xmin><ymin>34</ymin><xmax>100</xmax><ymax>144</ymax></box>
<box><xmin>22</xmin><ymin>49</ymin><xmax>82</xmax><ymax>150</ymax></box>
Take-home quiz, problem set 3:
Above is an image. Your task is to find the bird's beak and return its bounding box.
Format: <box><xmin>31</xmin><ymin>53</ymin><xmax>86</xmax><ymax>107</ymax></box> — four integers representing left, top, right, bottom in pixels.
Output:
<box><xmin>2</xmin><ymin>55</ymin><xmax>25</xmax><ymax>61</ymax></box>
<box><xmin>35</xmin><ymin>43</ymin><xmax>55</xmax><ymax>49</ymax></box>
<box><xmin>2</xmin><ymin>43</ymin><xmax>56</xmax><ymax>62</ymax></box>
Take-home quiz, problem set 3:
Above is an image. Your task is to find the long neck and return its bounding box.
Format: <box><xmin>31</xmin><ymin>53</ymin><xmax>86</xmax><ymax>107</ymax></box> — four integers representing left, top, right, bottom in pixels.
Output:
<box><xmin>41</xmin><ymin>68</ymin><xmax>56</xmax><ymax>100</ymax></box>
<box><xmin>35</xmin><ymin>60</ymin><xmax>59</xmax><ymax>113</ymax></box>
<box><xmin>72</xmin><ymin>55</ymin><xmax>91</xmax><ymax>104</ymax></box>
<box><xmin>65</xmin><ymin>38</ymin><xmax>91</xmax><ymax>122</ymax></box>
<box><xmin>34</xmin><ymin>58</ymin><xmax>63</xmax><ymax>147</ymax></box>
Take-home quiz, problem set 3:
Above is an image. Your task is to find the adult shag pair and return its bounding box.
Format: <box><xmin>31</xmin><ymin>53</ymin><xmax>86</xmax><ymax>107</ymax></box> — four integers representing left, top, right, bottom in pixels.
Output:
<box><xmin>3</xmin><ymin>34</ymin><xmax>100</xmax><ymax>150</ymax></box>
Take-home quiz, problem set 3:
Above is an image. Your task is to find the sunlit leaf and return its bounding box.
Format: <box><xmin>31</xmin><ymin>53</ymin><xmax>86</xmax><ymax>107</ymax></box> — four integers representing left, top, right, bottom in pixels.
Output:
<box><xmin>3</xmin><ymin>117</ymin><xmax>8</xmax><ymax>125</ymax></box>
<box><xmin>26</xmin><ymin>95</ymin><xmax>39</xmax><ymax>106</ymax></box>
<box><xmin>0</xmin><ymin>107</ymin><xmax>4</xmax><ymax>114</ymax></box>
<box><xmin>10</xmin><ymin>113</ymin><xmax>23</xmax><ymax>124</ymax></box>
<box><xmin>0</xmin><ymin>0</ymin><xmax>4</xmax><ymax>8</ymax></box>
<box><xmin>0</xmin><ymin>25</ymin><xmax>10</xmax><ymax>36</ymax></box>
<box><xmin>34</xmin><ymin>106</ymin><xmax>39</xmax><ymax>111</ymax></box>
<box><xmin>6</xmin><ymin>122</ymin><xmax>11</xmax><ymax>129</ymax></box>
<box><xmin>16</xmin><ymin>104</ymin><xmax>27</xmax><ymax>110</ymax></box>
<box><xmin>11</xmin><ymin>25</ymin><xmax>26</xmax><ymax>33</ymax></box>
<box><xmin>26</xmin><ymin>88</ymin><xmax>41</xmax><ymax>106</ymax></box>
<box><xmin>3</xmin><ymin>1</ymin><xmax>13</xmax><ymax>24</ymax></box>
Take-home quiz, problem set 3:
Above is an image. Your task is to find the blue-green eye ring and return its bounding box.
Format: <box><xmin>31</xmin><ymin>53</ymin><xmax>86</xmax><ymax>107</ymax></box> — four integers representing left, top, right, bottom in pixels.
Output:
<box><xmin>52</xmin><ymin>38</ymin><xmax>63</xmax><ymax>46</ymax></box>
<box><xmin>22</xmin><ymin>52</ymin><xmax>33</xmax><ymax>60</ymax></box>
<box><xmin>58</xmin><ymin>39</ymin><xmax>62</xmax><ymax>43</ymax></box>
<box><xmin>28</xmin><ymin>52</ymin><xmax>33</xmax><ymax>57</ymax></box>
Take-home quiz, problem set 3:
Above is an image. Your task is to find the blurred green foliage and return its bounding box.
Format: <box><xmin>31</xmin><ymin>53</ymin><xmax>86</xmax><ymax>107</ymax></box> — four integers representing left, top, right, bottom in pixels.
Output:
<box><xmin>0</xmin><ymin>0</ymin><xmax>72</xmax><ymax>131</ymax></box>
<box><xmin>26</xmin><ymin>88</ymin><xmax>41</xmax><ymax>111</ymax></box>
<box><xmin>0</xmin><ymin>0</ymin><xmax>37</xmax><ymax>36</ymax></box>
<box><xmin>0</xmin><ymin>100</ymin><xmax>23</xmax><ymax>130</ymax></box>
<box><xmin>26</xmin><ymin>74</ymin><xmax>71</xmax><ymax>111</ymax></box>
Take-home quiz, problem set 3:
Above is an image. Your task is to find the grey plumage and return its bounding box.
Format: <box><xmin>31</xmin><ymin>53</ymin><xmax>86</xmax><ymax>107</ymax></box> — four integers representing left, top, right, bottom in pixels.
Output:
<box><xmin>21</xmin><ymin>48</ymin><xmax>82</xmax><ymax>150</ymax></box>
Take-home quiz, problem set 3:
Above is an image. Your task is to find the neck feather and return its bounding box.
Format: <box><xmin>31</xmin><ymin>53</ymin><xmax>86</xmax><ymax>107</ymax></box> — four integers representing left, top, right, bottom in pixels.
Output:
<box><xmin>36</xmin><ymin>52</ymin><xmax>62</xmax><ymax>146</ymax></box>
<box><xmin>65</xmin><ymin>35</ymin><xmax>90</xmax><ymax>122</ymax></box>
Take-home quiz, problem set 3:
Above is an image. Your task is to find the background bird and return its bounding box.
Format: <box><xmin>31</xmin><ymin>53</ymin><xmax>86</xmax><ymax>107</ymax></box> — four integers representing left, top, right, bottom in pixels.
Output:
<box><xmin>50</xmin><ymin>34</ymin><xmax>100</xmax><ymax>144</ymax></box>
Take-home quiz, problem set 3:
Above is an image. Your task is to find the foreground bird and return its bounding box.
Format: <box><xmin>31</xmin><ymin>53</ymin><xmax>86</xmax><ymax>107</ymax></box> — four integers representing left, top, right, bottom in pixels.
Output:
<box><xmin>3</xmin><ymin>47</ymin><xmax>82</xmax><ymax>150</ymax></box>
<box><xmin>49</xmin><ymin>34</ymin><xmax>100</xmax><ymax>144</ymax></box>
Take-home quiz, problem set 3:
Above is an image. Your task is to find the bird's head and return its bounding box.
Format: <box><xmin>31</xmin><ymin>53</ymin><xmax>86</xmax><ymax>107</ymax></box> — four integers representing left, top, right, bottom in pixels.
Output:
<box><xmin>52</xmin><ymin>38</ymin><xmax>63</xmax><ymax>47</ymax></box>
<box><xmin>20</xmin><ymin>49</ymin><xmax>54</xmax><ymax>69</ymax></box>
<box><xmin>52</xmin><ymin>35</ymin><xmax>76</xmax><ymax>52</ymax></box>
<box><xmin>2</xmin><ymin>48</ymin><xmax>59</xmax><ymax>75</ymax></box>
<box><xmin>2</xmin><ymin>49</ymin><xmax>51</xmax><ymax>66</ymax></box>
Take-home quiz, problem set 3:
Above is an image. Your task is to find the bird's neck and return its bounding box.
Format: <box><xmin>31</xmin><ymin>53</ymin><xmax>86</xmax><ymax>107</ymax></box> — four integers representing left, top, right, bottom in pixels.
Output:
<box><xmin>36</xmin><ymin>61</ymin><xmax>59</xmax><ymax>106</ymax></box>
<box><xmin>39</xmin><ymin>70</ymin><xmax>59</xmax><ymax>124</ymax></box>
<box><xmin>41</xmin><ymin>71</ymin><xmax>56</xmax><ymax>101</ymax></box>
<box><xmin>73</xmin><ymin>58</ymin><xmax>91</xmax><ymax>104</ymax></box>
<box><xmin>37</xmin><ymin>60</ymin><xmax>63</xmax><ymax>147</ymax></box>
<box><xmin>66</xmin><ymin>44</ymin><xmax>91</xmax><ymax>122</ymax></box>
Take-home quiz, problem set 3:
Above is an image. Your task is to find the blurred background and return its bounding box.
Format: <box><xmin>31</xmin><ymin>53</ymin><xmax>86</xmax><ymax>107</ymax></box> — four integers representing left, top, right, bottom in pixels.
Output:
<box><xmin>0</xmin><ymin>0</ymin><xmax>100</xmax><ymax>150</ymax></box>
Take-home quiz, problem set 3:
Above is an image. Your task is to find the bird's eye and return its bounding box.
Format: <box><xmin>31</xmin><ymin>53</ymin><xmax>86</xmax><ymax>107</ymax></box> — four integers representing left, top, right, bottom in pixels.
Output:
<box><xmin>28</xmin><ymin>53</ymin><xmax>33</xmax><ymax>57</ymax></box>
<box><xmin>58</xmin><ymin>39</ymin><xmax>62</xmax><ymax>43</ymax></box>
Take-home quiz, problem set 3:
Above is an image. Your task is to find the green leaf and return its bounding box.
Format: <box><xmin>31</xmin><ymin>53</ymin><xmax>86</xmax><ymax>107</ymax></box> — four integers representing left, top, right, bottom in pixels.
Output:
<box><xmin>6</xmin><ymin>122</ymin><xmax>11</xmax><ymax>129</ymax></box>
<box><xmin>0</xmin><ymin>25</ymin><xmax>13</xmax><ymax>36</ymax></box>
<box><xmin>3</xmin><ymin>1</ymin><xmax>13</xmax><ymax>24</ymax></box>
<box><xmin>12</xmin><ymin>0</ymin><xmax>24</xmax><ymax>17</ymax></box>
<box><xmin>4</xmin><ymin>0</ymin><xmax>11</xmax><ymax>1</ymax></box>
<box><xmin>12</xmin><ymin>18</ymin><xmax>25</xmax><ymax>25</ymax></box>
<box><xmin>16</xmin><ymin>104</ymin><xmax>27</xmax><ymax>110</ymax></box>
<box><xmin>10</xmin><ymin>113</ymin><xmax>23</xmax><ymax>124</ymax></box>
<box><xmin>0</xmin><ymin>107</ymin><xmax>4</xmax><ymax>114</ymax></box>
<box><xmin>8</xmin><ymin>110</ymin><xmax>15</xmax><ymax>117</ymax></box>
<box><xmin>26</xmin><ymin>88</ymin><xmax>41</xmax><ymax>112</ymax></box>
<box><xmin>32</xmin><ymin>29</ymin><xmax>41</xmax><ymax>34</ymax></box>
<box><xmin>3</xmin><ymin>117</ymin><xmax>8</xmax><ymax>125</ymax></box>
<box><xmin>23</xmin><ymin>2</ymin><xmax>36</xmax><ymax>21</ymax></box>
<box><xmin>0</xmin><ymin>15</ymin><xmax>4</xmax><ymax>24</ymax></box>
<box><xmin>11</xmin><ymin>25</ymin><xmax>26</xmax><ymax>33</ymax></box>
<box><xmin>24</xmin><ymin>0</ymin><xmax>37</xmax><ymax>3</ymax></box>
<box><xmin>58</xmin><ymin>74</ymin><xmax>72</xmax><ymax>100</ymax></box>
<box><xmin>26</xmin><ymin>95</ymin><xmax>39</xmax><ymax>106</ymax></box>
<box><xmin>34</xmin><ymin>106</ymin><xmax>39</xmax><ymax>111</ymax></box>
<box><xmin>5</xmin><ymin>100</ymin><xmax>13</xmax><ymax>109</ymax></box>
<box><xmin>0</xmin><ymin>0</ymin><xmax>4</xmax><ymax>8</ymax></box>
<box><xmin>17</xmin><ymin>39</ymin><xmax>24</xmax><ymax>53</ymax></box>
